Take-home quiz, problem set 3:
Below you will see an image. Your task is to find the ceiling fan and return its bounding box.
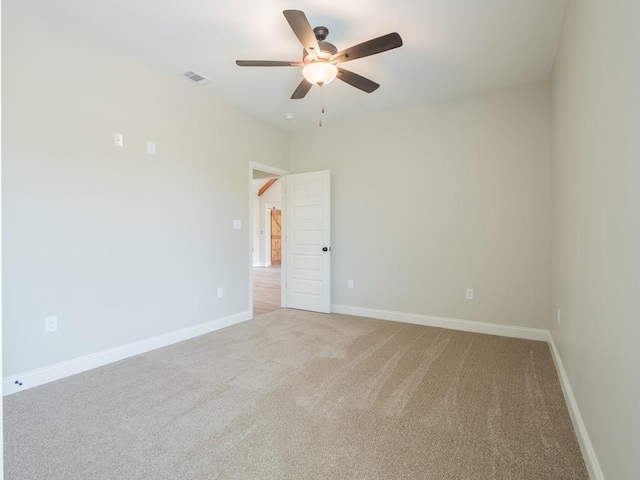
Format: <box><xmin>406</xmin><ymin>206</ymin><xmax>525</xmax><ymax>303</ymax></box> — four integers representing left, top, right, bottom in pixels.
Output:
<box><xmin>236</xmin><ymin>10</ymin><xmax>403</xmax><ymax>100</ymax></box>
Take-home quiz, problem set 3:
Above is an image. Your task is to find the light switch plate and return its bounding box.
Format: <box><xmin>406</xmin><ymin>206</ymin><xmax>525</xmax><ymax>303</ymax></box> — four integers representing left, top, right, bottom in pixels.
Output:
<box><xmin>45</xmin><ymin>315</ymin><xmax>58</xmax><ymax>333</ymax></box>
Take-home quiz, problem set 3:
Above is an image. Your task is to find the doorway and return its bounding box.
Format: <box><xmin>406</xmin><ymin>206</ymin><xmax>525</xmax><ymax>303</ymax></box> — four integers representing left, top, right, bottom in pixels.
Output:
<box><xmin>250</xmin><ymin>162</ymin><xmax>288</xmax><ymax>318</ymax></box>
<box><xmin>249</xmin><ymin>163</ymin><xmax>332</xmax><ymax>317</ymax></box>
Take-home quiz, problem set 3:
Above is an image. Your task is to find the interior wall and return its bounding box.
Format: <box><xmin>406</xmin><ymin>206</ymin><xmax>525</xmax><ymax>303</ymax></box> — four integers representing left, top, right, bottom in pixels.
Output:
<box><xmin>291</xmin><ymin>81</ymin><xmax>551</xmax><ymax>329</ymax></box>
<box><xmin>550</xmin><ymin>1</ymin><xmax>640</xmax><ymax>478</ymax></box>
<box><xmin>2</xmin><ymin>2</ymin><xmax>290</xmax><ymax>377</ymax></box>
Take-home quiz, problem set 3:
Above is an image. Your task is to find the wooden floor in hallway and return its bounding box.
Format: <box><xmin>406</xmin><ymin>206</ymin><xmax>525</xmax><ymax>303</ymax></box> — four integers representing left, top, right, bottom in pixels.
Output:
<box><xmin>253</xmin><ymin>265</ymin><xmax>281</xmax><ymax>317</ymax></box>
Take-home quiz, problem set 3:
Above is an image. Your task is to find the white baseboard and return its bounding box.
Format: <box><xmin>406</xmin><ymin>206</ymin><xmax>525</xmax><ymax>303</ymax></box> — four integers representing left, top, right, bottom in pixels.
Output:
<box><xmin>3</xmin><ymin>310</ymin><xmax>252</xmax><ymax>396</ymax></box>
<box><xmin>547</xmin><ymin>334</ymin><xmax>604</xmax><ymax>480</ymax></box>
<box><xmin>331</xmin><ymin>304</ymin><xmax>549</xmax><ymax>342</ymax></box>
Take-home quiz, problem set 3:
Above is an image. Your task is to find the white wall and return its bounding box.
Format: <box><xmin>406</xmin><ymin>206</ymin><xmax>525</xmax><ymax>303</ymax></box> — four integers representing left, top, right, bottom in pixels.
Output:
<box><xmin>550</xmin><ymin>1</ymin><xmax>640</xmax><ymax>478</ymax></box>
<box><xmin>2</xmin><ymin>2</ymin><xmax>290</xmax><ymax>377</ymax></box>
<box><xmin>291</xmin><ymin>82</ymin><xmax>551</xmax><ymax>329</ymax></box>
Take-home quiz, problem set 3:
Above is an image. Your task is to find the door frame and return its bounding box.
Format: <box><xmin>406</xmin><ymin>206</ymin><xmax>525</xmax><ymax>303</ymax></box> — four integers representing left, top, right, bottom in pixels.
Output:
<box><xmin>249</xmin><ymin>162</ymin><xmax>289</xmax><ymax>318</ymax></box>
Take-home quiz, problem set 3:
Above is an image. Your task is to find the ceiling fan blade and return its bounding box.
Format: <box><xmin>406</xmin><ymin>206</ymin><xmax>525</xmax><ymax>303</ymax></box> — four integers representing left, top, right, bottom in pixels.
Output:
<box><xmin>291</xmin><ymin>79</ymin><xmax>313</xmax><ymax>99</ymax></box>
<box><xmin>236</xmin><ymin>60</ymin><xmax>303</xmax><ymax>67</ymax></box>
<box><xmin>283</xmin><ymin>10</ymin><xmax>321</xmax><ymax>58</ymax></box>
<box><xmin>337</xmin><ymin>68</ymin><xmax>380</xmax><ymax>93</ymax></box>
<box><xmin>330</xmin><ymin>32</ymin><xmax>403</xmax><ymax>64</ymax></box>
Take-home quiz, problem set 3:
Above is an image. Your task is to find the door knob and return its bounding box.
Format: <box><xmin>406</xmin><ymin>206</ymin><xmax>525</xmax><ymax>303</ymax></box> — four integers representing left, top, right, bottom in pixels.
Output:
<box><xmin>322</xmin><ymin>247</ymin><xmax>328</xmax><ymax>252</ymax></box>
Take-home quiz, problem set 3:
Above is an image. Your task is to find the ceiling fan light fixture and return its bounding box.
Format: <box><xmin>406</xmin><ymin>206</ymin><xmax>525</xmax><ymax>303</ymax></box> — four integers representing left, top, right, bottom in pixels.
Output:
<box><xmin>302</xmin><ymin>62</ymin><xmax>338</xmax><ymax>86</ymax></box>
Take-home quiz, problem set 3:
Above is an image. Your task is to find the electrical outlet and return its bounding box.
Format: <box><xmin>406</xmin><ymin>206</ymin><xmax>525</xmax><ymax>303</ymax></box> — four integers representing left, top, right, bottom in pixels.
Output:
<box><xmin>217</xmin><ymin>287</ymin><xmax>223</xmax><ymax>299</ymax></box>
<box><xmin>114</xmin><ymin>133</ymin><xmax>124</xmax><ymax>147</ymax></box>
<box><xmin>466</xmin><ymin>288</ymin><xmax>474</xmax><ymax>300</ymax></box>
<box><xmin>45</xmin><ymin>315</ymin><xmax>58</xmax><ymax>333</ymax></box>
<box><xmin>557</xmin><ymin>308</ymin><xmax>561</xmax><ymax>325</ymax></box>
<box><xmin>348</xmin><ymin>280</ymin><xmax>354</xmax><ymax>289</ymax></box>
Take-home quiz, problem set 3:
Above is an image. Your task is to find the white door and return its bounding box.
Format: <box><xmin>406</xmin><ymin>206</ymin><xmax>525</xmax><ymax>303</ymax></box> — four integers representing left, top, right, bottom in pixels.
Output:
<box><xmin>285</xmin><ymin>170</ymin><xmax>331</xmax><ymax>313</ymax></box>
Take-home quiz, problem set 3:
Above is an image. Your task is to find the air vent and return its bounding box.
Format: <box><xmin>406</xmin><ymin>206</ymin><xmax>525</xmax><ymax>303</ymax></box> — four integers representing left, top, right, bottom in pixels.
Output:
<box><xmin>180</xmin><ymin>70</ymin><xmax>212</xmax><ymax>85</ymax></box>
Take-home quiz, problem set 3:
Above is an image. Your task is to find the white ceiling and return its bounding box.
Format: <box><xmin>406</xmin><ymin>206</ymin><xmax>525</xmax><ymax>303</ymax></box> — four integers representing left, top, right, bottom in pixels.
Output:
<box><xmin>20</xmin><ymin>0</ymin><xmax>568</xmax><ymax>130</ymax></box>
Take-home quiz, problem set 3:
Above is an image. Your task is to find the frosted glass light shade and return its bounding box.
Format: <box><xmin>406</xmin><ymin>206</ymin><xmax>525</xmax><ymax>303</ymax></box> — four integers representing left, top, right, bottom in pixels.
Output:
<box><xmin>303</xmin><ymin>62</ymin><xmax>338</xmax><ymax>86</ymax></box>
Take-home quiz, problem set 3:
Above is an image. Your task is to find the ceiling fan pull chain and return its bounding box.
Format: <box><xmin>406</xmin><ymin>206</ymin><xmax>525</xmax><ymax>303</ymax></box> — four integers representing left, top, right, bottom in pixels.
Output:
<box><xmin>319</xmin><ymin>85</ymin><xmax>325</xmax><ymax>127</ymax></box>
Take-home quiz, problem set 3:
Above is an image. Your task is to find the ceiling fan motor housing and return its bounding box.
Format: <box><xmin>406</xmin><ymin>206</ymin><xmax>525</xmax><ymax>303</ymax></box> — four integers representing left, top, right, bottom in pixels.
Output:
<box><xmin>313</xmin><ymin>26</ymin><xmax>329</xmax><ymax>41</ymax></box>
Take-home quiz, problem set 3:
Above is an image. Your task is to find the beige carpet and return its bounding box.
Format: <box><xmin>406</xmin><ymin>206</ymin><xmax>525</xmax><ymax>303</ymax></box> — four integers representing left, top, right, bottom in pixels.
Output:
<box><xmin>4</xmin><ymin>309</ymin><xmax>588</xmax><ymax>479</ymax></box>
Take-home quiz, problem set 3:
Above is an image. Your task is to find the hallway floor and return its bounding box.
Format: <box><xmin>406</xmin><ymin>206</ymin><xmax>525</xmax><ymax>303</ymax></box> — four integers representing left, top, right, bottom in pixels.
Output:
<box><xmin>253</xmin><ymin>265</ymin><xmax>281</xmax><ymax>317</ymax></box>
